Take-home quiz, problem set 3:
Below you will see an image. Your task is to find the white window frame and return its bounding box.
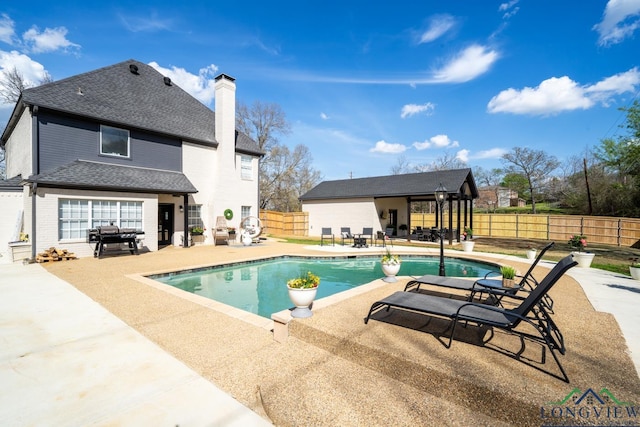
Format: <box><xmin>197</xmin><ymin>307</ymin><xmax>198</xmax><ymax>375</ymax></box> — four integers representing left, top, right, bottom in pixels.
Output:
<box><xmin>241</xmin><ymin>205</ymin><xmax>251</xmax><ymax>220</ymax></box>
<box><xmin>58</xmin><ymin>199</ymin><xmax>143</xmax><ymax>241</ymax></box>
<box><xmin>100</xmin><ymin>125</ymin><xmax>130</xmax><ymax>158</ymax></box>
<box><xmin>241</xmin><ymin>155</ymin><xmax>253</xmax><ymax>180</ymax></box>
<box><xmin>187</xmin><ymin>205</ymin><xmax>203</xmax><ymax>229</ymax></box>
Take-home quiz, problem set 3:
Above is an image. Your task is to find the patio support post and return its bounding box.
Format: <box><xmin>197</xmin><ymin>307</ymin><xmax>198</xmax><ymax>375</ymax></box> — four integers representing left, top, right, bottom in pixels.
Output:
<box><xmin>183</xmin><ymin>194</ymin><xmax>189</xmax><ymax>248</ymax></box>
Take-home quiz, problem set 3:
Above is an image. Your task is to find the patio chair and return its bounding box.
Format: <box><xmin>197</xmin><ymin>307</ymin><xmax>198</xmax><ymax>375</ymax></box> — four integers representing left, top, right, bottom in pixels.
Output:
<box><xmin>340</xmin><ymin>227</ymin><xmax>354</xmax><ymax>246</ymax></box>
<box><xmin>362</xmin><ymin>227</ymin><xmax>374</xmax><ymax>246</ymax></box>
<box><xmin>321</xmin><ymin>227</ymin><xmax>335</xmax><ymax>246</ymax></box>
<box><xmin>405</xmin><ymin>242</ymin><xmax>555</xmax><ymax>308</ymax></box>
<box><xmin>364</xmin><ymin>255</ymin><xmax>577</xmax><ymax>382</ymax></box>
<box><xmin>375</xmin><ymin>231</ymin><xmax>386</xmax><ymax>247</ymax></box>
<box><xmin>213</xmin><ymin>216</ymin><xmax>229</xmax><ymax>246</ymax></box>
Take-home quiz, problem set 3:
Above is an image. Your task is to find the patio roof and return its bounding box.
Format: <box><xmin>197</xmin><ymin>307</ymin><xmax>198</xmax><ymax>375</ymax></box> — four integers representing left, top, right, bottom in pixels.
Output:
<box><xmin>299</xmin><ymin>168</ymin><xmax>478</xmax><ymax>202</ymax></box>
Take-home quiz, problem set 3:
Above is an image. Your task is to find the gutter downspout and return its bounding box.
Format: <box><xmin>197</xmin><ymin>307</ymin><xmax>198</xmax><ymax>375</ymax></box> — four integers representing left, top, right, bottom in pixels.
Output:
<box><xmin>30</xmin><ymin>105</ymin><xmax>39</xmax><ymax>260</ymax></box>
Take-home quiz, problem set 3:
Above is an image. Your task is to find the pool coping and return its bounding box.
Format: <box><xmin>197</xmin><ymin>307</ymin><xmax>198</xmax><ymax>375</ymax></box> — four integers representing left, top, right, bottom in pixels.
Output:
<box><xmin>128</xmin><ymin>251</ymin><xmax>496</xmax><ymax>342</ymax></box>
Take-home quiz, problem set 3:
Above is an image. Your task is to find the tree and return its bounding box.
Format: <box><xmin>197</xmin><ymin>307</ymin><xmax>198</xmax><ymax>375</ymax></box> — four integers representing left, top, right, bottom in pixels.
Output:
<box><xmin>236</xmin><ymin>100</ymin><xmax>322</xmax><ymax>211</ymax></box>
<box><xmin>501</xmin><ymin>147</ymin><xmax>559</xmax><ymax>214</ymax></box>
<box><xmin>415</xmin><ymin>152</ymin><xmax>467</xmax><ymax>172</ymax></box>
<box><xmin>0</xmin><ymin>67</ymin><xmax>53</xmax><ymax>179</ymax></box>
<box><xmin>593</xmin><ymin>100</ymin><xmax>640</xmax><ymax>216</ymax></box>
<box><xmin>474</xmin><ymin>166</ymin><xmax>504</xmax><ymax>211</ymax></box>
<box><xmin>390</xmin><ymin>155</ymin><xmax>412</xmax><ymax>175</ymax></box>
<box><xmin>0</xmin><ymin>67</ymin><xmax>52</xmax><ymax>104</ymax></box>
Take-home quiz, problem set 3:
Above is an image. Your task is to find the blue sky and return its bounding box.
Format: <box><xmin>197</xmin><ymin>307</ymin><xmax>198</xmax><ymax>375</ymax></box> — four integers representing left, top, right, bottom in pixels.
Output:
<box><xmin>1</xmin><ymin>0</ymin><xmax>640</xmax><ymax>180</ymax></box>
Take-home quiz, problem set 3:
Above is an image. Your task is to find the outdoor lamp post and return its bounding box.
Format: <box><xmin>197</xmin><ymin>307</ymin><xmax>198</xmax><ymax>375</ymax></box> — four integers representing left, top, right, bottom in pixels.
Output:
<box><xmin>435</xmin><ymin>183</ymin><xmax>447</xmax><ymax>276</ymax></box>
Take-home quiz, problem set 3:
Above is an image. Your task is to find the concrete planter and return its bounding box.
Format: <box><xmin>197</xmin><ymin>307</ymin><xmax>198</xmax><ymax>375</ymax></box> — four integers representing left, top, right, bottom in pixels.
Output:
<box><xmin>630</xmin><ymin>266</ymin><xmax>640</xmax><ymax>280</ymax></box>
<box><xmin>381</xmin><ymin>262</ymin><xmax>401</xmax><ymax>282</ymax></box>
<box><xmin>571</xmin><ymin>252</ymin><xmax>595</xmax><ymax>268</ymax></box>
<box><xmin>287</xmin><ymin>286</ymin><xmax>318</xmax><ymax>318</ymax></box>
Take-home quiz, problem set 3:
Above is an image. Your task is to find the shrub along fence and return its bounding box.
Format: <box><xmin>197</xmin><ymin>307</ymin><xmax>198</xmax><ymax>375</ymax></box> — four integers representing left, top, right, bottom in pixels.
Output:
<box><xmin>260</xmin><ymin>210</ymin><xmax>640</xmax><ymax>247</ymax></box>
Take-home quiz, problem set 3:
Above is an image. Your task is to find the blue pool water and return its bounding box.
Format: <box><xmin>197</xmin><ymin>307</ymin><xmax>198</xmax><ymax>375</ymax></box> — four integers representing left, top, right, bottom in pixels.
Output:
<box><xmin>150</xmin><ymin>256</ymin><xmax>496</xmax><ymax>318</ymax></box>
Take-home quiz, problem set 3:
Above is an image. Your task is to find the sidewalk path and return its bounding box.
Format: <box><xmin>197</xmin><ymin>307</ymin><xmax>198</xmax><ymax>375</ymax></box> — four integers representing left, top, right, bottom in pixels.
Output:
<box><xmin>0</xmin><ymin>262</ymin><xmax>271</xmax><ymax>426</ymax></box>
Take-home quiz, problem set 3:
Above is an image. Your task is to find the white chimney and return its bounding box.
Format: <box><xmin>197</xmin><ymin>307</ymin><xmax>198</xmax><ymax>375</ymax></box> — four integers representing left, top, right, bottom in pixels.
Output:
<box><xmin>214</xmin><ymin>73</ymin><xmax>236</xmax><ymax>159</ymax></box>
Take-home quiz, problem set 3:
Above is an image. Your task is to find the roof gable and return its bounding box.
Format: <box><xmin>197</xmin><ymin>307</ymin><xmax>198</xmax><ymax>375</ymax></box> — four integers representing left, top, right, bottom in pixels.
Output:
<box><xmin>300</xmin><ymin>169</ymin><xmax>478</xmax><ymax>201</ymax></box>
<box><xmin>7</xmin><ymin>59</ymin><xmax>262</xmax><ymax>156</ymax></box>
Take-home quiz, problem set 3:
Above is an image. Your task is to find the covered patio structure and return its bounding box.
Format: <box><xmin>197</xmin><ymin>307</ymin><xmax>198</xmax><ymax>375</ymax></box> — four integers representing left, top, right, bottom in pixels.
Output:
<box><xmin>299</xmin><ymin>168</ymin><xmax>478</xmax><ymax>245</ymax></box>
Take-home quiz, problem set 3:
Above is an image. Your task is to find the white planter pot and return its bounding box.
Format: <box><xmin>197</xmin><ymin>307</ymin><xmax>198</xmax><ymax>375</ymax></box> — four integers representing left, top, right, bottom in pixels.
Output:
<box><xmin>571</xmin><ymin>252</ymin><xmax>595</xmax><ymax>268</ymax></box>
<box><xmin>287</xmin><ymin>286</ymin><xmax>318</xmax><ymax>318</ymax></box>
<box><xmin>242</xmin><ymin>233</ymin><xmax>252</xmax><ymax>246</ymax></box>
<box><xmin>630</xmin><ymin>266</ymin><xmax>640</xmax><ymax>280</ymax></box>
<box><xmin>461</xmin><ymin>241</ymin><xmax>475</xmax><ymax>253</ymax></box>
<box><xmin>526</xmin><ymin>249</ymin><xmax>537</xmax><ymax>260</ymax></box>
<box><xmin>381</xmin><ymin>262</ymin><xmax>401</xmax><ymax>282</ymax></box>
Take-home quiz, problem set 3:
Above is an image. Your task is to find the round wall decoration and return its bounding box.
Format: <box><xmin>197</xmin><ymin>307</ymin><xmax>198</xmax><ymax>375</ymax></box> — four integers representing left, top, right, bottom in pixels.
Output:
<box><xmin>224</xmin><ymin>209</ymin><xmax>234</xmax><ymax>220</ymax></box>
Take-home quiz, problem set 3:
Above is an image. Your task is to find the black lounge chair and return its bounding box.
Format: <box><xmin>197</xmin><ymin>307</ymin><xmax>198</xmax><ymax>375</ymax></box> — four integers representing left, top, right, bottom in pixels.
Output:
<box><xmin>405</xmin><ymin>242</ymin><xmax>555</xmax><ymax>308</ymax></box>
<box><xmin>364</xmin><ymin>255</ymin><xmax>578</xmax><ymax>382</ymax></box>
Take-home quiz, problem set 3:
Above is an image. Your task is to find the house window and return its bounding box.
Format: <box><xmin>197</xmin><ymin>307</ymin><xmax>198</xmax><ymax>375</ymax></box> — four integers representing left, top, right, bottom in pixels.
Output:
<box><xmin>92</xmin><ymin>201</ymin><xmax>117</xmax><ymax>227</ymax></box>
<box><xmin>59</xmin><ymin>199</ymin><xmax>89</xmax><ymax>240</ymax></box>
<box><xmin>241</xmin><ymin>155</ymin><xmax>252</xmax><ymax>180</ymax></box>
<box><xmin>58</xmin><ymin>199</ymin><xmax>142</xmax><ymax>240</ymax></box>
<box><xmin>100</xmin><ymin>125</ymin><xmax>130</xmax><ymax>158</ymax></box>
<box><xmin>241</xmin><ymin>206</ymin><xmax>251</xmax><ymax>220</ymax></box>
<box><xmin>188</xmin><ymin>205</ymin><xmax>203</xmax><ymax>229</ymax></box>
<box><xmin>120</xmin><ymin>201</ymin><xmax>143</xmax><ymax>229</ymax></box>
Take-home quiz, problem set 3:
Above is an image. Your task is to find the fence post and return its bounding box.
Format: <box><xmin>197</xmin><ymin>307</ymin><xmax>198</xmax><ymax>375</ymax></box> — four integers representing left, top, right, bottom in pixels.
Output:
<box><xmin>618</xmin><ymin>219</ymin><xmax>621</xmax><ymax>247</ymax></box>
<box><xmin>515</xmin><ymin>214</ymin><xmax>519</xmax><ymax>239</ymax></box>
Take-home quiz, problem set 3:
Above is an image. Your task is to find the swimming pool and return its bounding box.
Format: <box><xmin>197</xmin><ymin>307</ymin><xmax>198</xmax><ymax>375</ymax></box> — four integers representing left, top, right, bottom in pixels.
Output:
<box><xmin>150</xmin><ymin>256</ymin><xmax>496</xmax><ymax>318</ymax></box>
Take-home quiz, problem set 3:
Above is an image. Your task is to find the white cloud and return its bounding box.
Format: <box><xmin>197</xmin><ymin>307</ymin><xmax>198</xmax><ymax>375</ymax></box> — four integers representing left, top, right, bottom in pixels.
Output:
<box><xmin>320</xmin><ymin>112</ymin><xmax>329</xmax><ymax>120</ymax></box>
<box><xmin>0</xmin><ymin>14</ymin><xmax>16</xmax><ymax>44</ymax></box>
<box><xmin>413</xmin><ymin>134</ymin><xmax>459</xmax><ymax>150</ymax></box>
<box><xmin>474</xmin><ymin>148</ymin><xmax>509</xmax><ymax>159</ymax></box>
<box><xmin>369</xmin><ymin>140</ymin><xmax>407</xmax><ymax>154</ymax></box>
<box><xmin>419</xmin><ymin>15</ymin><xmax>455</xmax><ymax>44</ymax></box>
<box><xmin>593</xmin><ymin>0</ymin><xmax>640</xmax><ymax>46</ymax></box>
<box><xmin>456</xmin><ymin>149</ymin><xmax>470</xmax><ymax>163</ymax></box>
<box><xmin>22</xmin><ymin>26</ymin><xmax>80</xmax><ymax>53</ymax></box>
<box><xmin>0</xmin><ymin>50</ymin><xmax>48</xmax><ymax>86</ymax></box>
<box><xmin>487</xmin><ymin>68</ymin><xmax>640</xmax><ymax>115</ymax></box>
<box><xmin>149</xmin><ymin>61</ymin><xmax>219</xmax><ymax>105</ymax></box>
<box><xmin>401</xmin><ymin>102</ymin><xmax>435</xmax><ymax>118</ymax></box>
<box><xmin>431</xmin><ymin>44</ymin><xmax>499</xmax><ymax>83</ymax></box>
<box><xmin>118</xmin><ymin>11</ymin><xmax>173</xmax><ymax>33</ymax></box>
<box><xmin>498</xmin><ymin>0</ymin><xmax>520</xmax><ymax>19</ymax></box>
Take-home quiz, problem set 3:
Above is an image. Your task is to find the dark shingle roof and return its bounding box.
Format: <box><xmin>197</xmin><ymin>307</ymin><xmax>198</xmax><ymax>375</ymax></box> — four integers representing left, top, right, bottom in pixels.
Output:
<box><xmin>26</xmin><ymin>160</ymin><xmax>197</xmax><ymax>194</ymax></box>
<box><xmin>0</xmin><ymin>174</ymin><xmax>23</xmax><ymax>191</ymax></box>
<box><xmin>299</xmin><ymin>169</ymin><xmax>478</xmax><ymax>201</ymax></box>
<box><xmin>8</xmin><ymin>59</ymin><xmax>262</xmax><ymax>156</ymax></box>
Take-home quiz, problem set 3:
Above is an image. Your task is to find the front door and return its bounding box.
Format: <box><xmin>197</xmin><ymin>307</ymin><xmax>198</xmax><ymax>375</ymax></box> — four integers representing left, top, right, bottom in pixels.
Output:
<box><xmin>158</xmin><ymin>204</ymin><xmax>174</xmax><ymax>246</ymax></box>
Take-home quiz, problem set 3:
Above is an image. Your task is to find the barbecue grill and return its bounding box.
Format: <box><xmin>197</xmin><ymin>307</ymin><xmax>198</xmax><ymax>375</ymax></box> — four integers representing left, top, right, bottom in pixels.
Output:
<box><xmin>87</xmin><ymin>225</ymin><xmax>145</xmax><ymax>258</ymax></box>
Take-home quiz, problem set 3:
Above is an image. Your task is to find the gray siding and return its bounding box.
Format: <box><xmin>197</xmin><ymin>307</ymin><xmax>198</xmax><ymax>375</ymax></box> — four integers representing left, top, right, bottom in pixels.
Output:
<box><xmin>37</xmin><ymin>111</ymin><xmax>182</xmax><ymax>173</ymax></box>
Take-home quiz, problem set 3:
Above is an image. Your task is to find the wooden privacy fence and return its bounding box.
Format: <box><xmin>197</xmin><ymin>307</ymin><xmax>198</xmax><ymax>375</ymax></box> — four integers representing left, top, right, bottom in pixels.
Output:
<box><xmin>261</xmin><ymin>210</ymin><xmax>640</xmax><ymax>247</ymax></box>
<box><xmin>410</xmin><ymin>213</ymin><xmax>640</xmax><ymax>247</ymax></box>
<box><xmin>260</xmin><ymin>210</ymin><xmax>309</xmax><ymax>236</ymax></box>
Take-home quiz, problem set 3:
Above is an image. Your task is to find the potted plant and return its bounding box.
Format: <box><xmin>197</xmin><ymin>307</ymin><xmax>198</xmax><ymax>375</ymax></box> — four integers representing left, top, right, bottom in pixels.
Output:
<box><xmin>500</xmin><ymin>265</ymin><xmax>517</xmax><ymax>288</ymax></box>
<box><xmin>629</xmin><ymin>257</ymin><xmax>640</xmax><ymax>280</ymax></box>
<box><xmin>286</xmin><ymin>271</ymin><xmax>320</xmax><ymax>318</ymax></box>
<box><xmin>568</xmin><ymin>234</ymin><xmax>594</xmax><ymax>268</ymax></box>
<box><xmin>380</xmin><ymin>248</ymin><xmax>401</xmax><ymax>282</ymax></box>
<box><xmin>190</xmin><ymin>226</ymin><xmax>204</xmax><ymax>235</ymax></box>
<box><xmin>398</xmin><ymin>224</ymin><xmax>408</xmax><ymax>237</ymax></box>
<box><xmin>461</xmin><ymin>227</ymin><xmax>475</xmax><ymax>252</ymax></box>
<box><xmin>526</xmin><ymin>246</ymin><xmax>537</xmax><ymax>260</ymax></box>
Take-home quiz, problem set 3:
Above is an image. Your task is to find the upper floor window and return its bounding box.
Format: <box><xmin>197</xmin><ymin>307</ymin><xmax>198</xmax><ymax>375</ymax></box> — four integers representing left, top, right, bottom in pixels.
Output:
<box><xmin>100</xmin><ymin>125</ymin><xmax>130</xmax><ymax>158</ymax></box>
<box><xmin>241</xmin><ymin>155</ymin><xmax>253</xmax><ymax>180</ymax></box>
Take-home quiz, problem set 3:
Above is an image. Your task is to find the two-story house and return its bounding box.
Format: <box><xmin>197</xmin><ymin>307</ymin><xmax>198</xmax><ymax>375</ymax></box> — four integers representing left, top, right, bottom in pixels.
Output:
<box><xmin>0</xmin><ymin>59</ymin><xmax>263</xmax><ymax>261</ymax></box>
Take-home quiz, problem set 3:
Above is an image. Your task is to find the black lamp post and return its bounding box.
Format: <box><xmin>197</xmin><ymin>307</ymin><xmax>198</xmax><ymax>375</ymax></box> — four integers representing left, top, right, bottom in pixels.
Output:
<box><xmin>435</xmin><ymin>183</ymin><xmax>447</xmax><ymax>276</ymax></box>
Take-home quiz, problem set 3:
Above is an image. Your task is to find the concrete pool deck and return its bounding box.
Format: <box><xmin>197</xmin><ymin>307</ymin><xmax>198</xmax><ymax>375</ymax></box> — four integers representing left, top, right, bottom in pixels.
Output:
<box><xmin>1</xmin><ymin>239</ymin><xmax>639</xmax><ymax>426</ymax></box>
